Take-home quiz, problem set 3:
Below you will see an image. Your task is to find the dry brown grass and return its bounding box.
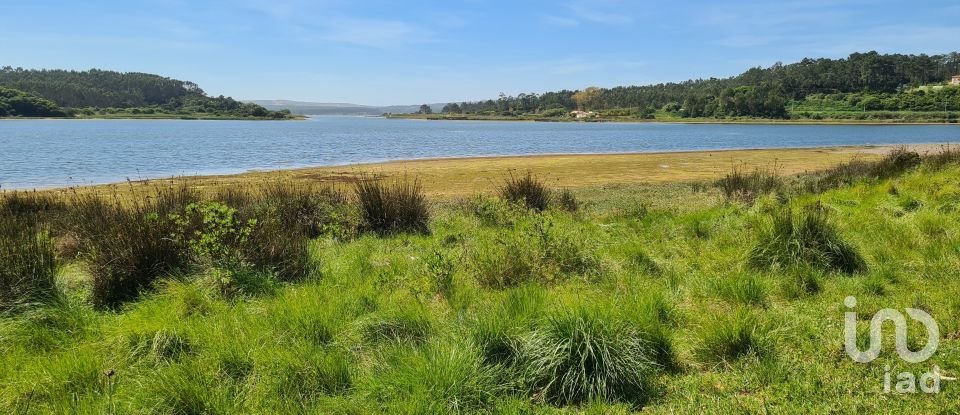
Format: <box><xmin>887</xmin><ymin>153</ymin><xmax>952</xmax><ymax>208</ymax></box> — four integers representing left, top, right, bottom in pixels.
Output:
<box><xmin>29</xmin><ymin>146</ymin><xmax>920</xmax><ymax>200</ymax></box>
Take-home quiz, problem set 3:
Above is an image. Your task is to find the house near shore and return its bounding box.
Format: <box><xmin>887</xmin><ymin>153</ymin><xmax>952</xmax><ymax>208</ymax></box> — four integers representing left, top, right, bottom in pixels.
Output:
<box><xmin>571</xmin><ymin>110</ymin><xmax>598</xmax><ymax>119</ymax></box>
<box><xmin>952</xmin><ymin>75</ymin><xmax>960</xmax><ymax>86</ymax></box>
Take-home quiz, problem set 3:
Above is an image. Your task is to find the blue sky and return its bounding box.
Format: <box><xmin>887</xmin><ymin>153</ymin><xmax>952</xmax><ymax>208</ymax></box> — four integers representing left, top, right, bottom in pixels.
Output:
<box><xmin>3</xmin><ymin>0</ymin><xmax>959</xmax><ymax>105</ymax></box>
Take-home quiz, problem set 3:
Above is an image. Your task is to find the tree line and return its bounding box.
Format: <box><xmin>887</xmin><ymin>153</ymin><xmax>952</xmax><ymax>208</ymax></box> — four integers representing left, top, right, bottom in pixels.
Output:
<box><xmin>437</xmin><ymin>51</ymin><xmax>960</xmax><ymax>119</ymax></box>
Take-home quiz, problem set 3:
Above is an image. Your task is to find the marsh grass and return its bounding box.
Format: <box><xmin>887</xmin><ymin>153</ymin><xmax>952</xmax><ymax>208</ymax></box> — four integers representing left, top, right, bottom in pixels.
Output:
<box><xmin>522</xmin><ymin>306</ymin><xmax>659</xmax><ymax>406</ymax></box>
<box><xmin>696</xmin><ymin>309</ymin><xmax>775</xmax><ymax>365</ymax></box>
<box><xmin>0</xmin><ymin>216</ymin><xmax>58</xmax><ymax>312</ymax></box>
<box><xmin>500</xmin><ymin>171</ymin><xmax>552</xmax><ymax>211</ymax></box>
<box><xmin>354</xmin><ymin>175</ymin><xmax>430</xmax><ymax>235</ymax></box>
<box><xmin>471</xmin><ymin>216</ymin><xmax>599</xmax><ymax>288</ymax></box>
<box><xmin>369</xmin><ymin>341</ymin><xmax>502</xmax><ymax>413</ymax></box>
<box><xmin>803</xmin><ymin>148</ymin><xmax>922</xmax><ymax>192</ymax></box>
<box><xmin>69</xmin><ymin>186</ymin><xmax>198</xmax><ymax>309</ymax></box>
<box><xmin>4</xmin><ymin>159</ymin><xmax>960</xmax><ymax>413</ymax></box>
<box><xmin>748</xmin><ymin>203</ymin><xmax>866</xmax><ymax>274</ymax></box>
<box><xmin>716</xmin><ymin>164</ymin><xmax>782</xmax><ymax>203</ymax></box>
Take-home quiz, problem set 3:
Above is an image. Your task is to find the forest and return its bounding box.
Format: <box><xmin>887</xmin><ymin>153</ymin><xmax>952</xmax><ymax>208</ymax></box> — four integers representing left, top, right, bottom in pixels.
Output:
<box><xmin>443</xmin><ymin>51</ymin><xmax>960</xmax><ymax>120</ymax></box>
<box><xmin>0</xmin><ymin>67</ymin><xmax>290</xmax><ymax>119</ymax></box>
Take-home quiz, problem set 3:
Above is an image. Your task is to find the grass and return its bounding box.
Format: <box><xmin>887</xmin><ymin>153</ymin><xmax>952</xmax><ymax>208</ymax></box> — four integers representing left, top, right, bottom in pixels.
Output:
<box><xmin>2</xmin><ymin>147</ymin><xmax>960</xmax><ymax>413</ymax></box>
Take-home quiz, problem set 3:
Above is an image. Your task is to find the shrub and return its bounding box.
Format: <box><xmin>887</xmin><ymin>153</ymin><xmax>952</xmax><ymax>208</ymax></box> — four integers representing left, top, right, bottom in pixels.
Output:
<box><xmin>0</xmin><ymin>217</ymin><xmax>58</xmax><ymax>312</ymax></box>
<box><xmin>69</xmin><ymin>187</ymin><xmax>198</xmax><ymax>309</ymax></box>
<box><xmin>500</xmin><ymin>171</ymin><xmax>551</xmax><ymax>211</ymax></box>
<box><xmin>354</xmin><ymin>175</ymin><xmax>430</xmax><ymax>235</ymax></box>
<box><xmin>696</xmin><ymin>309</ymin><xmax>774</xmax><ymax>364</ymax></box>
<box><xmin>715</xmin><ymin>165</ymin><xmax>782</xmax><ymax>203</ymax></box>
<box><xmin>748</xmin><ymin>204</ymin><xmax>866</xmax><ymax>274</ymax></box>
<box><xmin>521</xmin><ymin>307</ymin><xmax>659</xmax><ymax>405</ymax></box>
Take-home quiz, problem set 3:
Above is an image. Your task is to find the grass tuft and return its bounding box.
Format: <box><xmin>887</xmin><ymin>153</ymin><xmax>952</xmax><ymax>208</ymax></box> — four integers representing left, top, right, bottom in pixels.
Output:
<box><xmin>500</xmin><ymin>171</ymin><xmax>552</xmax><ymax>211</ymax></box>
<box><xmin>354</xmin><ymin>175</ymin><xmax>430</xmax><ymax>235</ymax></box>
<box><xmin>696</xmin><ymin>309</ymin><xmax>775</xmax><ymax>364</ymax></box>
<box><xmin>748</xmin><ymin>204</ymin><xmax>866</xmax><ymax>274</ymax></box>
<box><xmin>522</xmin><ymin>307</ymin><xmax>659</xmax><ymax>406</ymax></box>
<box><xmin>716</xmin><ymin>164</ymin><xmax>782</xmax><ymax>203</ymax></box>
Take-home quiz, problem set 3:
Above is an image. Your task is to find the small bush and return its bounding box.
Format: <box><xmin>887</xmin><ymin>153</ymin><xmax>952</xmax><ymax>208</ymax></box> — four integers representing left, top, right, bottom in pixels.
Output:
<box><xmin>522</xmin><ymin>307</ymin><xmax>659</xmax><ymax>405</ymax></box>
<box><xmin>355</xmin><ymin>175</ymin><xmax>430</xmax><ymax>235</ymax></box>
<box><xmin>0</xmin><ymin>217</ymin><xmax>58</xmax><ymax>312</ymax></box>
<box><xmin>715</xmin><ymin>165</ymin><xmax>782</xmax><ymax>203</ymax></box>
<box><xmin>748</xmin><ymin>204</ymin><xmax>866</xmax><ymax>274</ymax></box>
<box><xmin>696</xmin><ymin>309</ymin><xmax>774</xmax><ymax>364</ymax></box>
<box><xmin>500</xmin><ymin>171</ymin><xmax>551</xmax><ymax>211</ymax></box>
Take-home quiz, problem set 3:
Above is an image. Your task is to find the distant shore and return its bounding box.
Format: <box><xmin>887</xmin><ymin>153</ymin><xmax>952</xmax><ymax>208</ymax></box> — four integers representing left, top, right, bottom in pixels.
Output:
<box><xmin>386</xmin><ymin>113</ymin><xmax>960</xmax><ymax>126</ymax></box>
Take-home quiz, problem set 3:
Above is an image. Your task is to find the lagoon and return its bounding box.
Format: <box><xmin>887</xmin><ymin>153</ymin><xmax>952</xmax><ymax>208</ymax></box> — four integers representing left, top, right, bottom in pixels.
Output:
<box><xmin>1</xmin><ymin>117</ymin><xmax>958</xmax><ymax>189</ymax></box>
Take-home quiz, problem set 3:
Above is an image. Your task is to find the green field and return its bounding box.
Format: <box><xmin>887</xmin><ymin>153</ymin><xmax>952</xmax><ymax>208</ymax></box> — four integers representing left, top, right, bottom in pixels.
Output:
<box><xmin>2</xmin><ymin>149</ymin><xmax>960</xmax><ymax>413</ymax></box>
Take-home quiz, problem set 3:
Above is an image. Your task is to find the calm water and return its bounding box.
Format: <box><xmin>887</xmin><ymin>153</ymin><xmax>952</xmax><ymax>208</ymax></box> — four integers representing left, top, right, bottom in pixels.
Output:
<box><xmin>1</xmin><ymin>117</ymin><xmax>958</xmax><ymax>189</ymax></box>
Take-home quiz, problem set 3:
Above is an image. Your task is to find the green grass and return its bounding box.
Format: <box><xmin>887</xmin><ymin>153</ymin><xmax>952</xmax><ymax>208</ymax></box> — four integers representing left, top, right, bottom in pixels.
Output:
<box><xmin>2</xmin><ymin>154</ymin><xmax>960</xmax><ymax>413</ymax></box>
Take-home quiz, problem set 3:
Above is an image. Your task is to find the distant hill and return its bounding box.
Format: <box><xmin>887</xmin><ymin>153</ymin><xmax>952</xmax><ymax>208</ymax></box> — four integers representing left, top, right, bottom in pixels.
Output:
<box><xmin>250</xmin><ymin>100</ymin><xmax>444</xmax><ymax>116</ymax></box>
<box><xmin>0</xmin><ymin>67</ymin><xmax>290</xmax><ymax>119</ymax></box>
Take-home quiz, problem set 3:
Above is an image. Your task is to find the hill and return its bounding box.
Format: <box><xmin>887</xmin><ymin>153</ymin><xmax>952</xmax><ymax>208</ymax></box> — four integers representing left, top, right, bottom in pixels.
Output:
<box><xmin>0</xmin><ymin>67</ymin><xmax>292</xmax><ymax>119</ymax></box>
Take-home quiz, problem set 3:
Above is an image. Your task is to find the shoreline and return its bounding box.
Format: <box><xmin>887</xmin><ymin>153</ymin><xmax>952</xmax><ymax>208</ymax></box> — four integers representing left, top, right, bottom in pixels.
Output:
<box><xmin>12</xmin><ymin>143</ymin><xmax>953</xmax><ymax>196</ymax></box>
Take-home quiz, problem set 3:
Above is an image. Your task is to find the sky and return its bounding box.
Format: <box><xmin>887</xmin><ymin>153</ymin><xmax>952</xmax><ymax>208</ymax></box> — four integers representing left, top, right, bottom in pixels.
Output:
<box><xmin>2</xmin><ymin>0</ymin><xmax>959</xmax><ymax>106</ymax></box>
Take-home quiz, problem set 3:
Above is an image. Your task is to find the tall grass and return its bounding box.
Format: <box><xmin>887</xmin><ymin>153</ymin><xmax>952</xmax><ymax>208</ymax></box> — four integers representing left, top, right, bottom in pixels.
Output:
<box><xmin>0</xmin><ymin>217</ymin><xmax>58</xmax><ymax>312</ymax></box>
<box><xmin>471</xmin><ymin>216</ymin><xmax>599</xmax><ymax>288</ymax></box>
<box><xmin>748</xmin><ymin>204</ymin><xmax>866</xmax><ymax>274</ymax></box>
<box><xmin>696</xmin><ymin>309</ymin><xmax>775</xmax><ymax>364</ymax></box>
<box><xmin>803</xmin><ymin>148</ymin><xmax>922</xmax><ymax>192</ymax></box>
<box><xmin>68</xmin><ymin>186</ymin><xmax>198</xmax><ymax>309</ymax></box>
<box><xmin>369</xmin><ymin>341</ymin><xmax>502</xmax><ymax>413</ymax></box>
<box><xmin>715</xmin><ymin>164</ymin><xmax>782</xmax><ymax>203</ymax></box>
<box><xmin>500</xmin><ymin>171</ymin><xmax>552</xmax><ymax>211</ymax></box>
<box><xmin>354</xmin><ymin>175</ymin><xmax>430</xmax><ymax>235</ymax></box>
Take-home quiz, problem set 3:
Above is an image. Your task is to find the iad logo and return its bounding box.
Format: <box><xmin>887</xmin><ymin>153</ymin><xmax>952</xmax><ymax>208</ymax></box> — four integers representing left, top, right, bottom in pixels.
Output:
<box><xmin>843</xmin><ymin>296</ymin><xmax>947</xmax><ymax>394</ymax></box>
